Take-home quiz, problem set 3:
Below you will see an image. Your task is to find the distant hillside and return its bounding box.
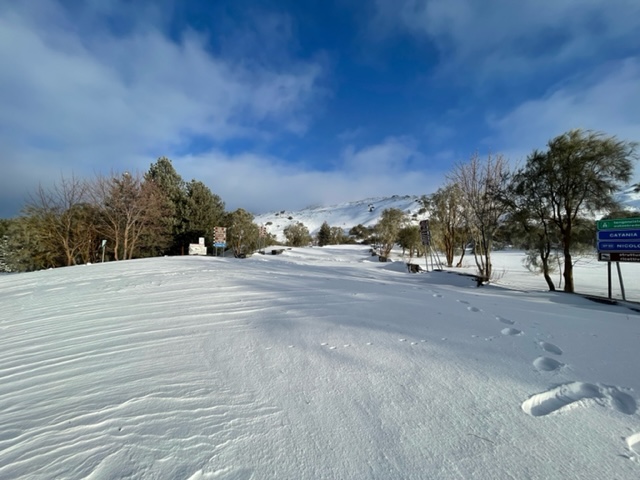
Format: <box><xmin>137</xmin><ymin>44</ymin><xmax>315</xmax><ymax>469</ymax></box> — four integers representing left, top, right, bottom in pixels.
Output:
<box><xmin>256</xmin><ymin>188</ymin><xmax>640</xmax><ymax>242</ymax></box>
<box><xmin>254</xmin><ymin>195</ymin><xmax>425</xmax><ymax>241</ymax></box>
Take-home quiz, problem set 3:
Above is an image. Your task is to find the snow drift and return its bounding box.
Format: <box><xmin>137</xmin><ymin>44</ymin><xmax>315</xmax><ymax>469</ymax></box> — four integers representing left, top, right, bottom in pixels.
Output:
<box><xmin>1</xmin><ymin>246</ymin><xmax>639</xmax><ymax>479</ymax></box>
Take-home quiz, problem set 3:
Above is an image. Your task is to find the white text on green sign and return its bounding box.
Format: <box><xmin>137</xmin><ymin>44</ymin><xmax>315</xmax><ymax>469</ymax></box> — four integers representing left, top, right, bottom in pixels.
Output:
<box><xmin>596</xmin><ymin>217</ymin><xmax>640</xmax><ymax>230</ymax></box>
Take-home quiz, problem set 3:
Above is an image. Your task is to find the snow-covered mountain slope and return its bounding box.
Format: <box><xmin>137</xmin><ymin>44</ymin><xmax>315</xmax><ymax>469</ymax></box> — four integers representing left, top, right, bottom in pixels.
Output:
<box><xmin>254</xmin><ymin>195</ymin><xmax>425</xmax><ymax>241</ymax></box>
<box><xmin>256</xmin><ymin>187</ymin><xmax>640</xmax><ymax>242</ymax></box>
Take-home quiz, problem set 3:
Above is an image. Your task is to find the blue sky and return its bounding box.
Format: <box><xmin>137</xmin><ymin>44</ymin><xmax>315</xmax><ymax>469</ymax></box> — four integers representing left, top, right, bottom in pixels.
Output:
<box><xmin>1</xmin><ymin>0</ymin><xmax>639</xmax><ymax>218</ymax></box>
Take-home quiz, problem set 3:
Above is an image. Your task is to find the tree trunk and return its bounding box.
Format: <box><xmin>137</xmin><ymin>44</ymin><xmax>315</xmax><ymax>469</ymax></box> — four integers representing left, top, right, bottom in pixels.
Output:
<box><xmin>485</xmin><ymin>251</ymin><xmax>492</xmax><ymax>280</ymax></box>
<box><xmin>483</xmin><ymin>235</ymin><xmax>492</xmax><ymax>280</ymax></box>
<box><xmin>540</xmin><ymin>246</ymin><xmax>555</xmax><ymax>291</ymax></box>
<box><xmin>482</xmin><ymin>233</ymin><xmax>493</xmax><ymax>282</ymax></box>
<box><xmin>444</xmin><ymin>234</ymin><xmax>454</xmax><ymax>267</ymax></box>
<box><xmin>561</xmin><ymin>223</ymin><xmax>574</xmax><ymax>292</ymax></box>
<box><xmin>543</xmin><ymin>268</ymin><xmax>555</xmax><ymax>291</ymax></box>
<box><xmin>63</xmin><ymin>243</ymin><xmax>74</xmax><ymax>266</ymax></box>
<box><xmin>563</xmin><ymin>247</ymin><xmax>574</xmax><ymax>292</ymax></box>
<box><xmin>455</xmin><ymin>242</ymin><xmax>466</xmax><ymax>267</ymax></box>
<box><xmin>113</xmin><ymin>237</ymin><xmax>120</xmax><ymax>261</ymax></box>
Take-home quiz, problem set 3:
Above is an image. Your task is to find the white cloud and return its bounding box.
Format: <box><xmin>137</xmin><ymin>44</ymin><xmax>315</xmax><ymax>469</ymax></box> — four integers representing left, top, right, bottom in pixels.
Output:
<box><xmin>337</xmin><ymin>127</ymin><xmax>365</xmax><ymax>142</ymax></box>
<box><xmin>370</xmin><ymin>0</ymin><xmax>640</xmax><ymax>79</ymax></box>
<box><xmin>423</xmin><ymin>123</ymin><xmax>455</xmax><ymax>146</ymax></box>
<box><xmin>487</xmin><ymin>58</ymin><xmax>640</xmax><ymax>154</ymax></box>
<box><xmin>177</xmin><ymin>138</ymin><xmax>445</xmax><ymax>214</ymax></box>
<box><xmin>0</xmin><ymin>1</ymin><xmax>324</xmax><ymax>216</ymax></box>
<box><xmin>0</xmin><ymin>6</ymin><xmax>322</xmax><ymax>145</ymax></box>
<box><xmin>341</xmin><ymin>137</ymin><xmax>422</xmax><ymax>172</ymax></box>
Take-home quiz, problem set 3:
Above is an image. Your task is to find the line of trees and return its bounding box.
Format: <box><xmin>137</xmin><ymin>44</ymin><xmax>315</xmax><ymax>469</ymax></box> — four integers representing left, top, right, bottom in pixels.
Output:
<box><xmin>279</xmin><ymin>221</ymin><xmax>353</xmax><ymax>247</ymax></box>
<box><xmin>424</xmin><ymin>129</ymin><xmax>638</xmax><ymax>292</ymax></box>
<box><xmin>0</xmin><ymin>157</ymin><xmax>274</xmax><ymax>272</ymax></box>
<box><xmin>1</xmin><ymin>129</ymin><xmax>637</xmax><ymax>294</ymax></box>
<box><xmin>303</xmin><ymin>129</ymin><xmax>636</xmax><ymax>293</ymax></box>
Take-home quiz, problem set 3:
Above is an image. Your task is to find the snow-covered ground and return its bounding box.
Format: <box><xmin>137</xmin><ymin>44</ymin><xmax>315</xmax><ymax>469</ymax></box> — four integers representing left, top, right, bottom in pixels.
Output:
<box><xmin>443</xmin><ymin>248</ymin><xmax>640</xmax><ymax>301</ymax></box>
<box><xmin>1</xmin><ymin>247</ymin><xmax>640</xmax><ymax>479</ymax></box>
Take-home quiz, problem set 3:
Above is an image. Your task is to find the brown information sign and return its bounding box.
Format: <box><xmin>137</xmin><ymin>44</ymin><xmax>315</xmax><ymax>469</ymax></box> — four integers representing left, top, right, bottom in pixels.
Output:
<box><xmin>598</xmin><ymin>252</ymin><xmax>640</xmax><ymax>263</ymax></box>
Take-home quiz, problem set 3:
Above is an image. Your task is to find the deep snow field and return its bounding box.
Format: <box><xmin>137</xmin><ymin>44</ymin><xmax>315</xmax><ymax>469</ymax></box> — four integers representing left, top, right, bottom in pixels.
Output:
<box><xmin>1</xmin><ymin>246</ymin><xmax>639</xmax><ymax>479</ymax></box>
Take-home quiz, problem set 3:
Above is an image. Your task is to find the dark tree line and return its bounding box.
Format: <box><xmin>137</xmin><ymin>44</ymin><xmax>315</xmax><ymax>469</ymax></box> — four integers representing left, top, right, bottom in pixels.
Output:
<box><xmin>0</xmin><ymin>157</ymin><xmax>269</xmax><ymax>271</ymax></box>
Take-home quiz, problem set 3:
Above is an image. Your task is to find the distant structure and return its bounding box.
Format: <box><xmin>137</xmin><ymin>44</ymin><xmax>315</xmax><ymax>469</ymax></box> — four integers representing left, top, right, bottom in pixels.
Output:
<box><xmin>188</xmin><ymin>237</ymin><xmax>207</xmax><ymax>256</ymax></box>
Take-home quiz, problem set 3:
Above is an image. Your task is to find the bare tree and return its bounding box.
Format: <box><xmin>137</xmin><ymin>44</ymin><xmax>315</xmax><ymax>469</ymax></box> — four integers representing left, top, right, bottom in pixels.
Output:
<box><xmin>91</xmin><ymin>172</ymin><xmax>170</xmax><ymax>260</ymax></box>
<box><xmin>449</xmin><ymin>153</ymin><xmax>510</xmax><ymax>280</ymax></box>
<box><xmin>22</xmin><ymin>174</ymin><xmax>92</xmax><ymax>266</ymax></box>
<box><xmin>426</xmin><ymin>182</ymin><xmax>468</xmax><ymax>267</ymax></box>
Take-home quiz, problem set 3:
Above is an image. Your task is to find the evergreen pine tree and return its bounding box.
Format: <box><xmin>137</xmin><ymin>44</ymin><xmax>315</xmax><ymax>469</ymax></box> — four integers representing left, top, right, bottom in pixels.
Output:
<box><xmin>145</xmin><ymin>157</ymin><xmax>188</xmax><ymax>255</ymax></box>
<box><xmin>317</xmin><ymin>221</ymin><xmax>331</xmax><ymax>246</ymax></box>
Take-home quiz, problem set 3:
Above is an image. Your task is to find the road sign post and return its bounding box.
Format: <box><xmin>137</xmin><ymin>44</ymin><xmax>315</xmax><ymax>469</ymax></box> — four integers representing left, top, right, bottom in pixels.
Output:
<box><xmin>596</xmin><ymin>217</ymin><xmax>640</xmax><ymax>300</ymax></box>
<box><xmin>418</xmin><ymin>219</ymin><xmax>443</xmax><ymax>272</ymax></box>
<box><xmin>419</xmin><ymin>220</ymin><xmax>431</xmax><ymax>271</ymax></box>
<box><xmin>213</xmin><ymin>227</ymin><xmax>227</xmax><ymax>257</ymax></box>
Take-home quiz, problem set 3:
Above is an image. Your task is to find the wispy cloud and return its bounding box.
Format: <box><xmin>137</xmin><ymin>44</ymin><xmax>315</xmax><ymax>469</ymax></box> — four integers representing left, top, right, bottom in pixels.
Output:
<box><xmin>369</xmin><ymin>0</ymin><xmax>640</xmax><ymax>80</ymax></box>
<box><xmin>178</xmin><ymin>137</ymin><xmax>443</xmax><ymax>213</ymax></box>
<box><xmin>365</xmin><ymin>0</ymin><xmax>640</xmax><ymax>177</ymax></box>
<box><xmin>1</xmin><ymin>0</ymin><xmax>638</xmax><ymax>218</ymax></box>
<box><xmin>486</xmin><ymin>57</ymin><xmax>640</xmax><ymax>167</ymax></box>
<box><xmin>0</xmin><ymin>1</ymin><xmax>324</xmax><ymax>214</ymax></box>
<box><xmin>341</xmin><ymin>136</ymin><xmax>423</xmax><ymax>172</ymax></box>
<box><xmin>337</xmin><ymin>127</ymin><xmax>366</xmax><ymax>142</ymax></box>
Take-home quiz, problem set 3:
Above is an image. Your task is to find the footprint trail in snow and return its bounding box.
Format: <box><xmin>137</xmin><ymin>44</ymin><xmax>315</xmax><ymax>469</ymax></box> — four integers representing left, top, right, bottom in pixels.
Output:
<box><xmin>522</xmin><ymin>382</ymin><xmax>637</xmax><ymax>417</ymax></box>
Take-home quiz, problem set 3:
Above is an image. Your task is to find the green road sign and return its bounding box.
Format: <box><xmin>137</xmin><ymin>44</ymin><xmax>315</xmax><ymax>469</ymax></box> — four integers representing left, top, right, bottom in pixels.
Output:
<box><xmin>596</xmin><ymin>217</ymin><xmax>640</xmax><ymax>230</ymax></box>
